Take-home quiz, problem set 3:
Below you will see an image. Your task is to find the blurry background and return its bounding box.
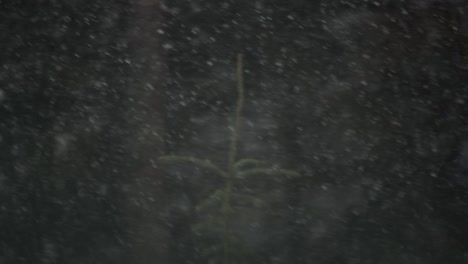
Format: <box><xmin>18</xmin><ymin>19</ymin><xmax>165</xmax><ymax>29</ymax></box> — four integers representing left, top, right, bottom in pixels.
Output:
<box><xmin>0</xmin><ymin>0</ymin><xmax>466</xmax><ymax>263</ymax></box>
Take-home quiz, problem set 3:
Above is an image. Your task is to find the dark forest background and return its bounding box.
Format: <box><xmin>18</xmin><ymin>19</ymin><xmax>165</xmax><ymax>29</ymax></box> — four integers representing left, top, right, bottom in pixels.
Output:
<box><xmin>0</xmin><ymin>0</ymin><xmax>467</xmax><ymax>263</ymax></box>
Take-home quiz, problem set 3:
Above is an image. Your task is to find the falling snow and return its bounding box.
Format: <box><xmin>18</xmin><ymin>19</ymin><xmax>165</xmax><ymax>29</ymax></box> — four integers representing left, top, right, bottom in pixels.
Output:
<box><xmin>0</xmin><ymin>1</ymin><xmax>467</xmax><ymax>264</ymax></box>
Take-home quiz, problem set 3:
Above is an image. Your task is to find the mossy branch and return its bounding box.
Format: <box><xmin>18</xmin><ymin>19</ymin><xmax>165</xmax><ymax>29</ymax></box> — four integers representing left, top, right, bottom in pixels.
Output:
<box><xmin>237</xmin><ymin>168</ymin><xmax>301</xmax><ymax>179</ymax></box>
<box><xmin>227</xmin><ymin>54</ymin><xmax>245</xmax><ymax>173</ymax></box>
<box><xmin>196</xmin><ymin>189</ymin><xmax>225</xmax><ymax>212</ymax></box>
<box><xmin>192</xmin><ymin>215</ymin><xmax>223</xmax><ymax>233</ymax></box>
<box><xmin>222</xmin><ymin>54</ymin><xmax>244</xmax><ymax>264</ymax></box>
<box><xmin>158</xmin><ymin>54</ymin><xmax>301</xmax><ymax>264</ymax></box>
<box><xmin>234</xmin><ymin>159</ymin><xmax>268</xmax><ymax>170</ymax></box>
<box><xmin>159</xmin><ymin>155</ymin><xmax>228</xmax><ymax>178</ymax></box>
<box><xmin>231</xmin><ymin>193</ymin><xmax>266</xmax><ymax>208</ymax></box>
